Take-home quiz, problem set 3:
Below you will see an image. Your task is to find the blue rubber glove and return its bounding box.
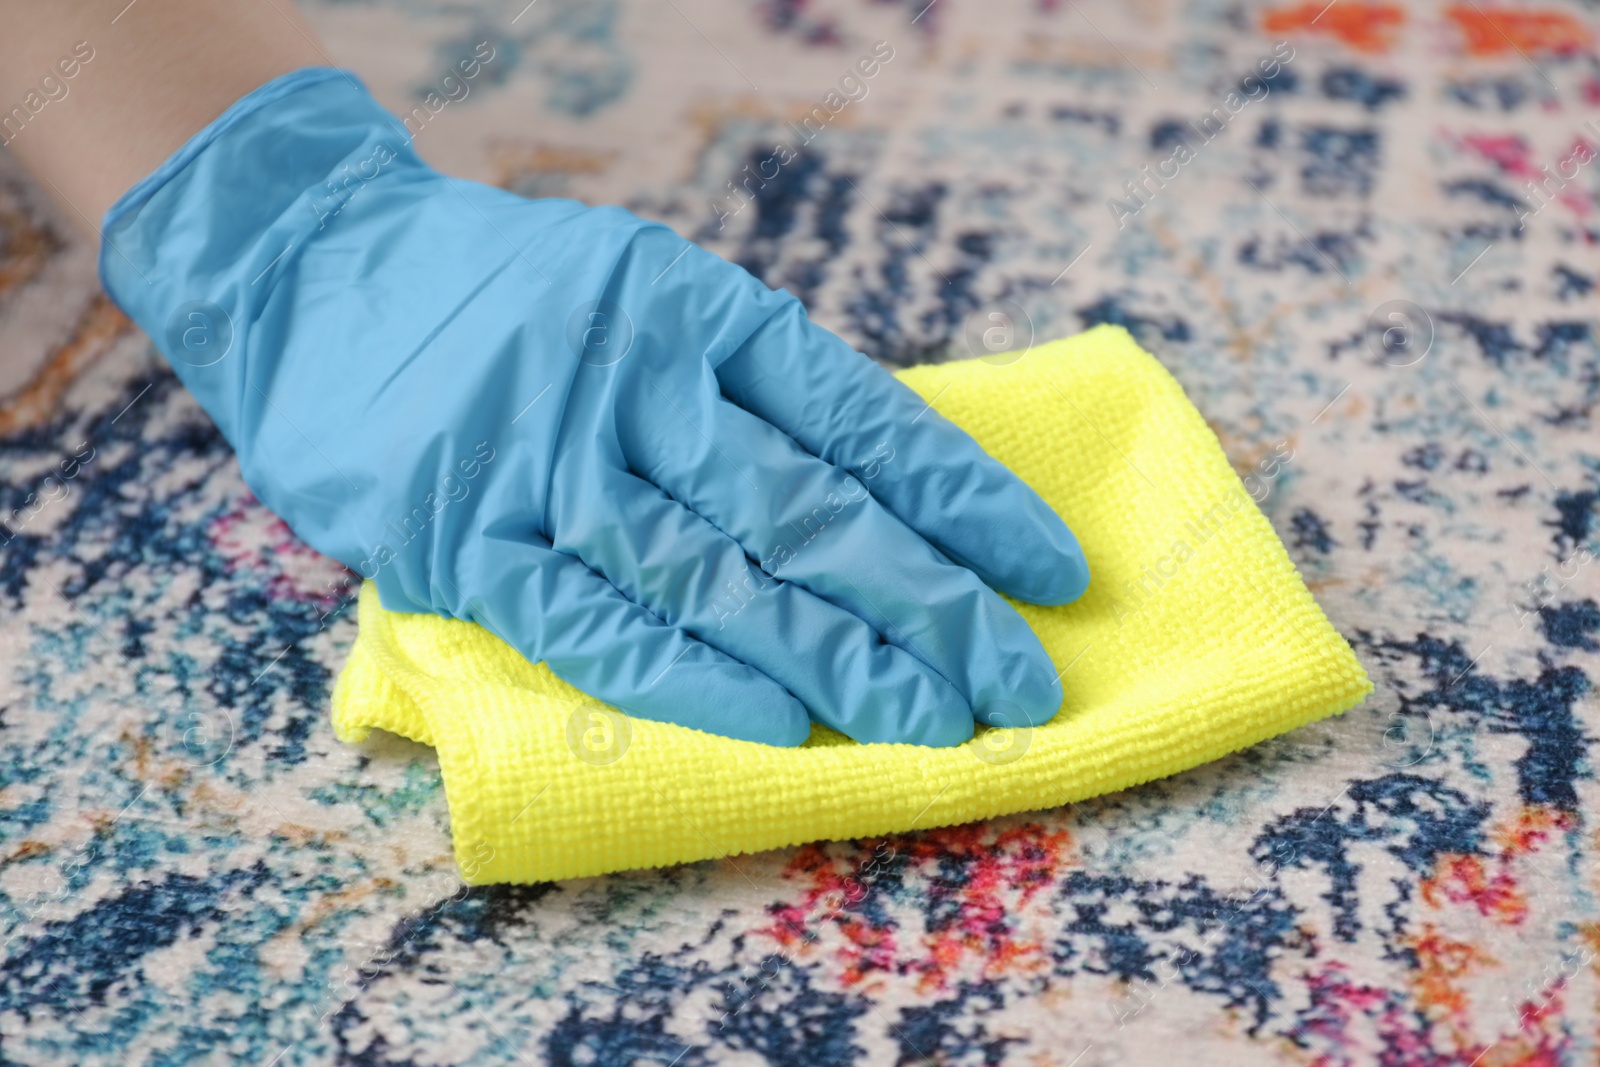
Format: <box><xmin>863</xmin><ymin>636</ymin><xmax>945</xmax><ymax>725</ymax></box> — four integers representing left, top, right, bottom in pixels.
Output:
<box><xmin>99</xmin><ymin>68</ymin><xmax>1089</xmax><ymax>747</ymax></box>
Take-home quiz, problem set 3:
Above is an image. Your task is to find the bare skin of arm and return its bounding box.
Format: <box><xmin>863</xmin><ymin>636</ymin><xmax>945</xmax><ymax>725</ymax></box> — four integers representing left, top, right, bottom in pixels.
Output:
<box><xmin>0</xmin><ymin>0</ymin><xmax>326</xmax><ymax>232</ymax></box>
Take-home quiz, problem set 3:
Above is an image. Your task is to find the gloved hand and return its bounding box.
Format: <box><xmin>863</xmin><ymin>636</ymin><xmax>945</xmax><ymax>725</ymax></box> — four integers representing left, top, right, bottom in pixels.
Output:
<box><xmin>99</xmin><ymin>68</ymin><xmax>1090</xmax><ymax>747</ymax></box>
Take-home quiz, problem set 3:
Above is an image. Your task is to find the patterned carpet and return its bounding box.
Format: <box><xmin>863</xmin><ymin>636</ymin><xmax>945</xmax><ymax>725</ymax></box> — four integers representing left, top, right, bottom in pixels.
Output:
<box><xmin>2</xmin><ymin>0</ymin><xmax>1598</xmax><ymax>1063</ymax></box>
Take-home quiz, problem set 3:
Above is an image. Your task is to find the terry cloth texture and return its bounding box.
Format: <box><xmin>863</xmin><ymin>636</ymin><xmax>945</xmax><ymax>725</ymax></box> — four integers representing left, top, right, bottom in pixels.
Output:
<box><xmin>330</xmin><ymin>324</ymin><xmax>1372</xmax><ymax>884</ymax></box>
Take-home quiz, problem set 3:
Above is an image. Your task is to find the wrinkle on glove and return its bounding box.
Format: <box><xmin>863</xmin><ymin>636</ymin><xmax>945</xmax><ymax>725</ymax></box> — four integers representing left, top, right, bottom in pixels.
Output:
<box><xmin>331</xmin><ymin>326</ymin><xmax>1373</xmax><ymax>884</ymax></box>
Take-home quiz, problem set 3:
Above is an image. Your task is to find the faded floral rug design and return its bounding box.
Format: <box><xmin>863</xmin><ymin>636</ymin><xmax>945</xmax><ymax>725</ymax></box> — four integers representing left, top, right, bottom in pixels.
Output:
<box><xmin>1</xmin><ymin>1</ymin><xmax>1597</xmax><ymax>1063</ymax></box>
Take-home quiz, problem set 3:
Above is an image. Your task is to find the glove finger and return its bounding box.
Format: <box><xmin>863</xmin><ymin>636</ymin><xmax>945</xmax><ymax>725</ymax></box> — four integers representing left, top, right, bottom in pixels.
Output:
<box><xmin>547</xmin><ymin>460</ymin><xmax>975</xmax><ymax>747</ymax></box>
<box><xmin>457</xmin><ymin>533</ymin><xmax>810</xmax><ymax>746</ymax></box>
<box><xmin>621</xmin><ymin>368</ymin><xmax>1063</xmax><ymax>728</ymax></box>
<box><xmin>713</xmin><ymin>300</ymin><xmax>1090</xmax><ymax>606</ymax></box>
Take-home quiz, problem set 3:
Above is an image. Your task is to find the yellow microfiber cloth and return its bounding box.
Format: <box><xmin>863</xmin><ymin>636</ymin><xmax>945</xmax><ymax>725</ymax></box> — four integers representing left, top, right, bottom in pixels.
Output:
<box><xmin>329</xmin><ymin>324</ymin><xmax>1372</xmax><ymax>884</ymax></box>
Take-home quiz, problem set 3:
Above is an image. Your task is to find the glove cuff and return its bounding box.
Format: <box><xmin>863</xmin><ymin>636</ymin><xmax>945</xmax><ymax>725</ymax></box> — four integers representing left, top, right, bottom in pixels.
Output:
<box><xmin>100</xmin><ymin>67</ymin><xmax>354</xmax><ymax>238</ymax></box>
<box><xmin>95</xmin><ymin>66</ymin><xmax>427</xmax><ymax>447</ymax></box>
